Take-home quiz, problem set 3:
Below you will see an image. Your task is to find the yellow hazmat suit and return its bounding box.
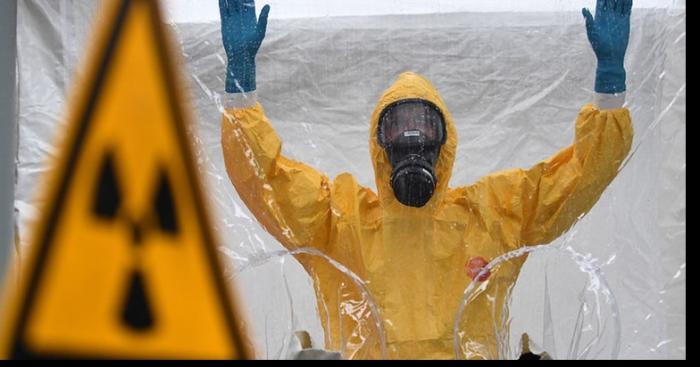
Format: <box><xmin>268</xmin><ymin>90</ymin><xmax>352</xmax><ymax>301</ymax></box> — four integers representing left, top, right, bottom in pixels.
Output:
<box><xmin>221</xmin><ymin>72</ymin><xmax>633</xmax><ymax>359</ymax></box>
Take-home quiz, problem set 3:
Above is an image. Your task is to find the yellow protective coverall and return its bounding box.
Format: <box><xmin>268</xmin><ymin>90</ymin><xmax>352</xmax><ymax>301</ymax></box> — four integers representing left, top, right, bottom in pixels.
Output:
<box><xmin>221</xmin><ymin>72</ymin><xmax>633</xmax><ymax>359</ymax></box>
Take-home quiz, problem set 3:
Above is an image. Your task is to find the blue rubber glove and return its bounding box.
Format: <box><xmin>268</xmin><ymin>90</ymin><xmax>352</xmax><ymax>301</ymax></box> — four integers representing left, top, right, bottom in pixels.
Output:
<box><xmin>582</xmin><ymin>0</ymin><xmax>632</xmax><ymax>94</ymax></box>
<box><xmin>220</xmin><ymin>0</ymin><xmax>270</xmax><ymax>93</ymax></box>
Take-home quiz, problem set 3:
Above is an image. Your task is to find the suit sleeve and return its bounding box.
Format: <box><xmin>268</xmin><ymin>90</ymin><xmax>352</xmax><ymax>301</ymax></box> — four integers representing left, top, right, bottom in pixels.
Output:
<box><xmin>462</xmin><ymin>104</ymin><xmax>634</xmax><ymax>247</ymax></box>
<box><xmin>221</xmin><ymin>102</ymin><xmax>332</xmax><ymax>251</ymax></box>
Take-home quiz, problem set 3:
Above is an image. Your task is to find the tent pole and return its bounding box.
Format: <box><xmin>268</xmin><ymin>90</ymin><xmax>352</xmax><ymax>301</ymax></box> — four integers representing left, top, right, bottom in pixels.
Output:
<box><xmin>0</xmin><ymin>0</ymin><xmax>18</xmax><ymax>287</ymax></box>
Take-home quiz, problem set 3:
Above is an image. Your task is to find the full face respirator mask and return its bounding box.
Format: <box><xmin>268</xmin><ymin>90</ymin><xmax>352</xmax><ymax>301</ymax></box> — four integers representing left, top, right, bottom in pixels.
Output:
<box><xmin>377</xmin><ymin>99</ymin><xmax>447</xmax><ymax>208</ymax></box>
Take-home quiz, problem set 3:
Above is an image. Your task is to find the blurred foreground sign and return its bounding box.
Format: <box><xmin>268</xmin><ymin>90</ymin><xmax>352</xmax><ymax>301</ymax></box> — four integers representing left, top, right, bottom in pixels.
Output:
<box><xmin>0</xmin><ymin>0</ymin><xmax>251</xmax><ymax>359</ymax></box>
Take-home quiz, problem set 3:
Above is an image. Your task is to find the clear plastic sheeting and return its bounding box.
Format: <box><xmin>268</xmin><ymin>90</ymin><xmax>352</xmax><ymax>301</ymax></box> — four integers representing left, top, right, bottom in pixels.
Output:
<box><xmin>13</xmin><ymin>0</ymin><xmax>685</xmax><ymax>359</ymax></box>
<box><xmin>454</xmin><ymin>243</ymin><xmax>622</xmax><ymax>360</ymax></box>
<box><xmin>227</xmin><ymin>248</ymin><xmax>387</xmax><ymax>359</ymax></box>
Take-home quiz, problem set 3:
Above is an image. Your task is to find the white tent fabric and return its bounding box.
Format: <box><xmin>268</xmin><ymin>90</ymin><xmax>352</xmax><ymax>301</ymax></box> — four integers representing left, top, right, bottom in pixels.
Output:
<box><xmin>14</xmin><ymin>0</ymin><xmax>685</xmax><ymax>359</ymax></box>
<box><xmin>161</xmin><ymin>0</ymin><xmax>685</xmax><ymax>22</ymax></box>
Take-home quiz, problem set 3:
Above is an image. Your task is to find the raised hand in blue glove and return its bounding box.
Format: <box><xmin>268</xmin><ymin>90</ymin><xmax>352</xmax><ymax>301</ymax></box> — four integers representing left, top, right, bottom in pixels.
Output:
<box><xmin>220</xmin><ymin>0</ymin><xmax>270</xmax><ymax>93</ymax></box>
<box><xmin>582</xmin><ymin>0</ymin><xmax>632</xmax><ymax>94</ymax></box>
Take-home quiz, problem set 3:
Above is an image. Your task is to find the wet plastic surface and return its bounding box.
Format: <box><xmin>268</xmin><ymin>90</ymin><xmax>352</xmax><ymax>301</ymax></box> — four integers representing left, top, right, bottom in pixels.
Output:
<box><xmin>13</xmin><ymin>1</ymin><xmax>685</xmax><ymax>359</ymax></box>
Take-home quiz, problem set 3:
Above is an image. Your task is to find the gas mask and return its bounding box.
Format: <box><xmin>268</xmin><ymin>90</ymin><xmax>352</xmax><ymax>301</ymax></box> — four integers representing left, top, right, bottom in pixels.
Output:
<box><xmin>377</xmin><ymin>99</ymin><xmax>447</xmax><ymax>208</ymax></box>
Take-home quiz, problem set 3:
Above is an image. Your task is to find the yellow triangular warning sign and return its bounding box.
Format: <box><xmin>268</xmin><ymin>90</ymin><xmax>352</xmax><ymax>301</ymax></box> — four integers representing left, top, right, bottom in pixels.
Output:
<box><xmin>0</xmin><ymin>0</ymin><xmax>252</xmax><ymax>359</ymax></box>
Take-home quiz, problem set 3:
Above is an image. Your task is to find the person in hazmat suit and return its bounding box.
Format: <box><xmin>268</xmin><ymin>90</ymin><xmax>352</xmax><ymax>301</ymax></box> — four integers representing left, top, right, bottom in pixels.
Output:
<box><xmin>219</xmin><ymin>0</ymin><xmax>634</xmax><ymax>360</ymax></box>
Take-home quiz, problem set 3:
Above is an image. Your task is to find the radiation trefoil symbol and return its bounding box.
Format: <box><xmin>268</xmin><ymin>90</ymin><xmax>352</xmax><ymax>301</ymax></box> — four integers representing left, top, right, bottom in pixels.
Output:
<box><xmin>94</xmin><ymin>151</ymin><xmax>179</xmax><ymax>331</ymax></box>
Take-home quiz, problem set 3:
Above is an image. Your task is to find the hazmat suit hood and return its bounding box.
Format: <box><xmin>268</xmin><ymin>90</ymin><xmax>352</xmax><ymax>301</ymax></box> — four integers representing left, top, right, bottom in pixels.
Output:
<box><xmin>370</xmin><ymin>72</ymin><xmax>457</xmax><ymax>212</ymax></box>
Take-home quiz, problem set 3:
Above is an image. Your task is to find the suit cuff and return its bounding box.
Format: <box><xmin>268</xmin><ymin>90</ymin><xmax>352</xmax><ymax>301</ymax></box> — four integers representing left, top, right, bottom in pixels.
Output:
<box><xmin>224</xmin><ymin>90</ymin><xmax>258</xmax><ymax>109</ymax></box>
<box><xmin>593</xmin><ymin>92</ymin><xmax>626</xmax><ymax>110</ymax></box>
